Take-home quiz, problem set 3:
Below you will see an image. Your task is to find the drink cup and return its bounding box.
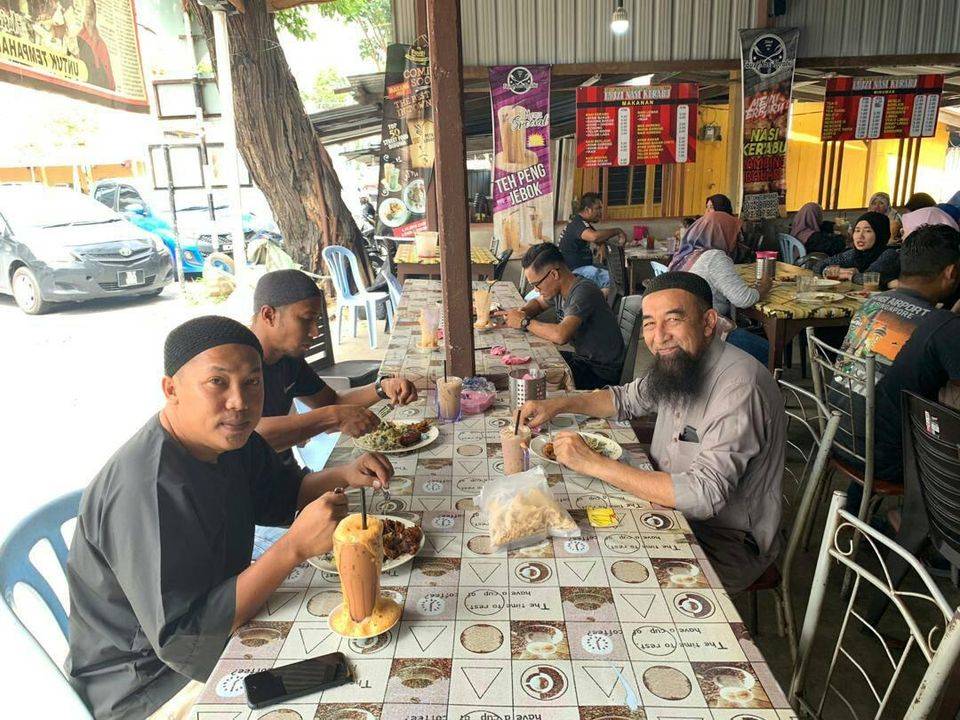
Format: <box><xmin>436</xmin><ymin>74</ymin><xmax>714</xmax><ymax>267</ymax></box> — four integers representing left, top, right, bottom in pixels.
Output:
<box><xmin>862</xmin><ymin>272</ymin><xmax>881</xmax><ymax>292</ymax></box>
<box><xmin>474</xmin><ymin>285</ymin><xmax>492</xmax><ymax>328</ymax></box>
<box><xmin>334</xmin><ymin>514</ymin><xmax>384</xmax><ymax>623</ymax></box>
<box><xmin>419</xmin><ymin>306</ymin><xmax>439</xmax><ymax>348</ymax></box>
<box><xmin>500</xmin><ymin>426</ymin><xmax>531</xmax><ymax>475</ymax></box>
<box><xmin>436</xmin><ymin>376</ymin><xmax>463</xmax><ymax>423</ymax></box>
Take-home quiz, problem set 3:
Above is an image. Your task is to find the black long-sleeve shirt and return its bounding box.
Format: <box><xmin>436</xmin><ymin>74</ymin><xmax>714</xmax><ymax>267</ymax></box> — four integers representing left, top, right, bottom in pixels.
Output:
<box><xmin>813</xmin><ymin>247</ymin><xmax>900</xmax><ymax>288</ymax></box>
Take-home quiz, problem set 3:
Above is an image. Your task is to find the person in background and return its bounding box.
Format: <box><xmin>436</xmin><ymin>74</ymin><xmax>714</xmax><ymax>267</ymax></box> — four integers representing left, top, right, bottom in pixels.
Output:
<box><xmin>497</xmin><ymin>243</ymin><xmax>625</xmax><ymax>390</ymax></box>
<box><xmin>904</xmin><ymin>192</ymin><xmax>937</xmax><ymax>213</ymax></box>
<box><xmin>868</xmin><ymin>191</ymin><xmax>902</xmax><ymax>235</ymax></box>
<box><xmin>814</xmin><ymin>211</ymin><xmax>899</xmax><ymax>288</ymax></box>
<box><xmin>705</xmin><ymin>194</ymin><xmax>735</xmax><ymax>214</ymax></box>
<box><xmin>901</xmin><ymin>206</ymin><xmax>959</xmax><ymax>239</ymax></box>
<box><xmin>938</xmin><ymin>202</ymin><xmax>960</xmax><ymax>225</ymax></box>
<box><xmin>519</xmin><ymin>272</ymin><xmax>785</xmax><ymax>593</ymax></box>
<box><xmin>790</xmin><ymin>202</ymin><xmax>845</xmax><ymax>255</ymax></box>
<box><xmin>359</xmin><ymin>196</ymin><xmax>376</xmax><ymax>226</ymax></box>
<box><xmin>557</xmin><ymin>192</ymin><xmax>626</xmax><ymax>291</ymax></box>
<box><xmin>76</xmin><ymin>0</ymin><xmax>114</xmax><ymax>91</ymax></box>
<box><xmin>667</xmin><ymin>213</ymin><xmax>771</xmax><ymax>365</ymax></box>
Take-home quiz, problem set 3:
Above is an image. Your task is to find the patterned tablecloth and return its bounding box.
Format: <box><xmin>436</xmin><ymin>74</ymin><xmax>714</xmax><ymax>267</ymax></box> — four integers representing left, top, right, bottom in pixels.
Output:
<box><xmin>191</xmin><ymin>396</ymin><xmax>797</xmax><ymax>720</ymax></box>
<box><xmin>624</xmin><ymin>242</ymin><xmax>674</xmax><ymax>262</ymax></box>
<box><xmin>736</xmin><ymin>262</ymin><xmax>865</xmax><ymax>320</ymax></box>
<box><xmin>378</xmin><ymin>279</ymin><xmax>575</xmax><ymax>391</ymax></box>
<box><xmin>395</xmin><ymin>246</ymin><xmax>499</xmax><ymax>266</ymax></box>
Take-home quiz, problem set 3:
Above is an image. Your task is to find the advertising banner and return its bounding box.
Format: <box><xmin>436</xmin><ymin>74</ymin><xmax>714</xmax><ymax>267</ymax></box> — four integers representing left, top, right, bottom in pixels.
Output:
<box><xmin>738</xmin><ymin>28</ymin><xmax>799</xmax><ymax>220</ymax></box>
<box><xmin>575</xmin><ymin>83</ymin><xmax>699</xmax><ymax>167</ymax></box>
<box><xmin>490</xmin><ymin>64</ymin><xmax>553</xmax><ymax>253</ymax></box>
<box><xmin>821</xmin><ymin>74</ymin><xmax>943</xmax><ymax>142</ymax></box>
<box><xmin>0</xmin><ymin>0</ymin><xmax>147</xmax><ymax>112</ymax></box>
<box><xmin>376</xmin><ymin>42</ymin><xmax>434</xmax><ymax>238</ymax></box>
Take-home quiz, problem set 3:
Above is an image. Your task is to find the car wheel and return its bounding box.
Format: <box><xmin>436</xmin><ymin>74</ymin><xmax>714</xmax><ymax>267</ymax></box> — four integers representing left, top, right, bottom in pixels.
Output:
<box><xmin>11</xmin><ymin>267</ymin><xmax>52</xmax><ymax>315</ymax></box>
<box><xmin>204</xmin><ymin>252</ymin><xmax>235</xmax><ymax>275</ymax></box>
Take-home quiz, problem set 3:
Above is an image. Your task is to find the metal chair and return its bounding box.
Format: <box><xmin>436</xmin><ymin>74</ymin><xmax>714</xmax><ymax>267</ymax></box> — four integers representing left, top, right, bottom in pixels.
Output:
<box><xmin>778</xmin><ymin>232</ymin><xmax>807</xmax><ymax>265</ymax></box>
<box><xmin>493</xmin><ymin>249</ymin><xmax>513</xmax><ymax>281</ymax></box>
<box><xmin>304</xmin><ymin>288</ymin><xmax>380</xmax><ymax>388</ymax></box>
<box><xmin>616</xmin><ymin>295</ymin><xmax>643</xmax><ymax>384</ymax></box>
<box><xmin>0</xmin><ymin>491</ymin><xmax>94</xmax><ymax>718</ymax></box>
<box><xmin>605</xmin><ymin>242</ymin><xmax>627</xmax><ymax>307</ymax></box>
<box><xmin>322</xmin><ymin>245</ymin><xmax>393</xmax><ymax>349</ymax></box>
<box><xmin>489</xmin><ymin>236</ymin><xmax>500</xmax><ymax>257</ymax></box>
<box><xmin>650</xmin><ymin>261</ymin><xmax>669</xmax><ymax>277</ymax></box>
<box><xmin>789</xmin><ymin>490</ymin><xmax>960</xmax><ymax>720</ymax></box>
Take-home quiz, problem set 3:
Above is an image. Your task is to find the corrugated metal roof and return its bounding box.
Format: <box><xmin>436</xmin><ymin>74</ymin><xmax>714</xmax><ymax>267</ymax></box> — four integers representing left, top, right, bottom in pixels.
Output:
<box><xmin>393</xmin><ymin>0</ymin><xmax>960</xmax><ymax>64</ymax></box>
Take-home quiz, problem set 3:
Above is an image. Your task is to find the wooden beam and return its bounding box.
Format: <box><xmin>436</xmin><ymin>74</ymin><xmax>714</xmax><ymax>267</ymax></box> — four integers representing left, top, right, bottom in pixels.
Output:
<box><xmin>426</xmin><ymin>0</ymin><xmax>474</xmax><ymax>380</ymax></box>
<box><xmin>725</xmin><ymin>71</ymin><xmax>742</xmax><ymax>213</ymax></box>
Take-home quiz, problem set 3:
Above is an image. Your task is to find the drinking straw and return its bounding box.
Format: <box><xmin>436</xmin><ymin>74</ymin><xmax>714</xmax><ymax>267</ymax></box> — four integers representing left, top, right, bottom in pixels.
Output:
<box><xmin>360</xmin><ymin>487</ymin><xmax>367</xmax><ymax>530</ymax></box>
<box><xmin>514</xmin><ymin>408</ymin><xmax>521</xmax><ymax>436</ymax></box>
<box><xmin>443</xmin><ymin>358</ymin><xmax>447</xmax><ymax>383</ymax></box>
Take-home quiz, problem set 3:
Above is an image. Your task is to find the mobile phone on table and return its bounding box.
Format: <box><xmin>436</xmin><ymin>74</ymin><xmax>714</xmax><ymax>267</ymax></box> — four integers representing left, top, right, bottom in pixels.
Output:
<box><xmin>244</xmin><ymin>652</ymin><xmax>352</xmax><ymax>709</ymax></box>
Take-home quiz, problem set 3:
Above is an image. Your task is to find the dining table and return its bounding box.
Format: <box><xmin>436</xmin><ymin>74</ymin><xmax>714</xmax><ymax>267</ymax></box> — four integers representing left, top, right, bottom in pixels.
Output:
<box><xmin>190</xmin><ymin>391</ymin><xmax>799</xmax><ymax>720</ymax></box>
<box><xmin>395</xmin><ymin>245</ymin><xmax>498</xmax><ymax>283</ymax></box>
<box><xmin>735</xmin><ymin>261</ymin><xmax>867</xmax><ymax>371</ymax></box>
<box><xmin>624</xmin><ymin>241</ymin><xmax>675</xmax><ymax>295</ymax></box>
<box><xmin>378</xmin><ymin>279</ymin><xmax>576</xmax><ymax>392</ymax></box>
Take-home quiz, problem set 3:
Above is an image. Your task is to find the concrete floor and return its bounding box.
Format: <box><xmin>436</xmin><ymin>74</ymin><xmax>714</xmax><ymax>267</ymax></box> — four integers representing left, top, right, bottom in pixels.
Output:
<box><xmin>333</xmin><ymin>304</ymin><xmax>960</xmax><ymax>717</ymax></box>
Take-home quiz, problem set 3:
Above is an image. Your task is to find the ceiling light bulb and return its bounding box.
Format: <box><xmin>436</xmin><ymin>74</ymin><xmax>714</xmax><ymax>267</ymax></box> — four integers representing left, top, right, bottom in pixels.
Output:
<box><xmin>611</xmin><ymin>4</ymin><xmax>629</xmax><ymax>34</ymax></box>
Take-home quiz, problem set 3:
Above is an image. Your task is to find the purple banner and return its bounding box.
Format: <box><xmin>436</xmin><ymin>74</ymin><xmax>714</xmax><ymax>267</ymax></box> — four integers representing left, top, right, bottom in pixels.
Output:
<box><xmin>490</xmin><ymin>65</ymin><xmax>553</xmax><ymax>253</ymax></box>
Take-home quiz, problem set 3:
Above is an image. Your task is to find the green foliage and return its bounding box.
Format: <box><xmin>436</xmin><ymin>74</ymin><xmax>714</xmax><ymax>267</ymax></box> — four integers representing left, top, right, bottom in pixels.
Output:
<box><xmin>275</xmin><ymin>7</ymin><xmax>314</xmax><ymax>41</ymax></box>
<box><xmin>303</xmin><ymin>67</ymin><xmax>350</xmax><ymax>112</ymax></box>
<box><xmin>315</xmin><ymin>0</ymin><xmax>391</xmax><ymax>68</ymax></box>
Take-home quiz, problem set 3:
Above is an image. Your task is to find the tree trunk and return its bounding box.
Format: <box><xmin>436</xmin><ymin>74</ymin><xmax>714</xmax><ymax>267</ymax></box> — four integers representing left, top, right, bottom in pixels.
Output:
<box><xmin>189</xmin><ymin>0</ymin><xmax>371</xmax><ymax>282</ymax></box>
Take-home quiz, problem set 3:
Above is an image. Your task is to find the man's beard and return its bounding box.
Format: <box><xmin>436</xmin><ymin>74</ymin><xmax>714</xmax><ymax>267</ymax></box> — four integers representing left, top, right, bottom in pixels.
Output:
<box><xmin>646</xmin><ymin>347</ymin><xmax>704</xmax><ymax>406</ymax></box>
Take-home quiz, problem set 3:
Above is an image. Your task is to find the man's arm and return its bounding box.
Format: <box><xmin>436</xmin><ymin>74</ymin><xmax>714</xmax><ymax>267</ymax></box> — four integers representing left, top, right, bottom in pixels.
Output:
<box><xmin>581</xmin><ymin>227</ymin><xmax>625</xmax><ymax>245</ymax></box>
<box><xmin>556</xmin><ymin>439</ymin><xmax>675</xmax><ymax>506</ymax></box>
<box><xmin>529</xmin><ymin>315</ymin><xmax>581</xmax><ymax>346</ymax></box>
<box><xmin>520</xmin><ymin>388</ymin><xmax>618</xmax><ymax>427</ymax></box>
<box><xmin>295</xmin><ymin>452</ymin><xmax>393</xmax><ymax>509</ymax></box>
<box><xmin>255</xmin><ymin>407</ymin><xmax>350</xmax><ymax>452</ymax></box>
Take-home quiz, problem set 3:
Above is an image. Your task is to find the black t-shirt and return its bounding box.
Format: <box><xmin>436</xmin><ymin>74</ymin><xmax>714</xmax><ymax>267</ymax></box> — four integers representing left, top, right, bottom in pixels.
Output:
<box><xmin>66</xmin><ymin>416</ymin><xmax>302</xmax><ymax>720</ymax></box>
<box><xmin>559</xmin><ymin>215</ymin><xmax>596</xmax><ymax>270</ymax></box>
<box><xmin>874</xmin><ymin>310</ymin><xmax>960</xmax><ymax>480</ymax></box>
<box><xmin>554</xmin><ymin>277</ymin><xmax>625</xmax><ymax>382</ymax></box>
<box><xmin>262</xmin><ymin>356</ymin><xmax>327</xmax><ymax>471</ymax></box>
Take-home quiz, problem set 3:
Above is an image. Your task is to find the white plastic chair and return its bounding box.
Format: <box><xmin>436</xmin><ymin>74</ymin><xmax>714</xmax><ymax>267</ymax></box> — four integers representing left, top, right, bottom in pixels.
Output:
<box><xmin>322</xmin><ymin>245</ymin><xmax>392</xmax><ymax>349</ymax></box>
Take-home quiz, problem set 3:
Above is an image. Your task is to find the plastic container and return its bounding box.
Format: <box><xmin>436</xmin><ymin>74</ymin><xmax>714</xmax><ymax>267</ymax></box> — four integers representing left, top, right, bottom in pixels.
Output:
<box><xmin>460</xmin><ymin>377</ymin><xmax>497</xmax><ymax>414</ymax></box>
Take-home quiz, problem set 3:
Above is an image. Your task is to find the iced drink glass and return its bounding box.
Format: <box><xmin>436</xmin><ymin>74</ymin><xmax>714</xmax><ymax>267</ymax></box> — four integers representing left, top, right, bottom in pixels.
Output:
<box><xmin>436</xmin><ymin>376</ymin><xmax>463</xmax><ymax>423</ymax></box>
<box><xmin>500</xmin><ymin>426</ymin><xmax>531</xmax><ymax>475</ymax></box>
<box><xmin>334</xmin><ymin>514</ymin><xmax>383</xmax><ymax>623</ymax></box>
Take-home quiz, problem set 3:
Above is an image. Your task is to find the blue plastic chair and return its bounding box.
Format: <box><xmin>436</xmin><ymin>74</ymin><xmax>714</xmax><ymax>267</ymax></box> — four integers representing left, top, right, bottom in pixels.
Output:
<box><xmin>383</xmin><ymin>270</ymin><xmax>403</xmax><ymax>312</ymax></box>
<box><xmin>651</xmin><ymin>261</ymin><xmax>669</xmax><ymax>277</ymax></box>
<box><xmin>322</xmin><ymin>246</ymin><xmax>392</xmax><ymax>349</ymax></box>
<box><xmin>291</xmin><ymin>398</ymin><xmax>340</xmax><ymax>472</ymax></box>
<box><xmin>779</xmin><ymin>233</ymin><xmax>807</xmax><ymax>265</ymax></box>
<box><xmin>0</xmin><ymin>490</ymin><xmax>93</xmax><ymax>717</ymax></box>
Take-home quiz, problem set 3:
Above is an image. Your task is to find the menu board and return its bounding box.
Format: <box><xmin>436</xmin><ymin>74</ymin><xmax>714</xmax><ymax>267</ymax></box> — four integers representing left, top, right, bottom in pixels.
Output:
<box><xmin>821</xmin><ymin>74</ymin><xmax>944</xmax><ymax>141</ymax></box>
<box><xmin>376</xmin><ymin>42</ymin><xmax>435</xmax><ymax>238</ymax></box>
<box><xmin>575</xmin><ymin>84</ymin><xmax>699</xmax><ymax>167</ymax></box>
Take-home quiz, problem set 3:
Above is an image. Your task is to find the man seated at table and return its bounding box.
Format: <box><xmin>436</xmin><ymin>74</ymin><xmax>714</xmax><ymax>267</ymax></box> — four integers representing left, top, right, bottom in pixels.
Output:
<box><xmin>66</xmin><ymin>316</ymin><xmax>394</xmax><ymax>720</ymax></box>
<box><xmin>497</xmin><ymin>243</ymin><xmax>625</xmax><ymax>390</ymax></box>
<box><xmin>520</xmin><ymin>272</ymin><xmax>786</xmax><ymax>592</ymax></box>
<box><xmin>558</xmin><ymin>192</ymin><xmax>627</xmax><ymax>291</ymax></box>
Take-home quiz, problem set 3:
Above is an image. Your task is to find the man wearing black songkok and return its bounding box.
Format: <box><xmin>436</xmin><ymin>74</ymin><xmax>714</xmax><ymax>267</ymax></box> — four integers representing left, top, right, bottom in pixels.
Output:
<box><xmin>65</xmin><ymin>316</ymin><xmax>394</xmax><ymax>720</ymax></box>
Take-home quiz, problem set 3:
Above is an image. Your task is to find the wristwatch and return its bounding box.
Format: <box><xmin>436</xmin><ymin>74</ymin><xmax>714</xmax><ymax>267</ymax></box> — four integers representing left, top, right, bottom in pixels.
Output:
<box><xmin>519</xmin><ymin>316</ymin><xmax>532</xmax><ymax>332</ymax></box>
<box><xmin>374</xmin><ymin>376</ymin><xmax>391</xmax><ymax>399</ymax></box>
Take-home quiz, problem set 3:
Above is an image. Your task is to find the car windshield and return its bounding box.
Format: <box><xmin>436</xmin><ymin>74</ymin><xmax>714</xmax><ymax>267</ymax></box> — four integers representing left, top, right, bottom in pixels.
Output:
<box><xmin>0</xmin><ymin>186</ymin><xmax>121</xmax><ymax>229</ymax></box>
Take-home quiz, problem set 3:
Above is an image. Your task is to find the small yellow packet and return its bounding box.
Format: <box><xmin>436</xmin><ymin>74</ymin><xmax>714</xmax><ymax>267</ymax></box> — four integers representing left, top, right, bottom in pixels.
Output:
<box><xmin>586</xmin><ymin>506</ymin><xmax>619</xmax><ymax>528</ymax></box>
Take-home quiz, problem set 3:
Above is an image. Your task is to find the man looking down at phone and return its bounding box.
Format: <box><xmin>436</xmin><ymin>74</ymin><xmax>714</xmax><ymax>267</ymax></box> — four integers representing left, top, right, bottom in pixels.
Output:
<box><xmin>520</xmin><ymin>272</ymin><xmax>785</xmax><ymax>593</ymax></box>
<box><xmin>65</xmin><ymin>316</ymin><xmax>393</xmax><ymax>720</ymax></box>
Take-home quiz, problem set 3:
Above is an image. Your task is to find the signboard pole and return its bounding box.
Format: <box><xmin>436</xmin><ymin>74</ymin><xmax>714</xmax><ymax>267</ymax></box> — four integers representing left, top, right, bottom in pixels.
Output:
<box><xmin>212</xmin><ymin>9</ymin><xmax>247</xmax><ymax>280</ymax></box>
<box><xmin>162</xmin><ymin>144</ymin><xmax>186</xmax><ymax>292</ymax></box>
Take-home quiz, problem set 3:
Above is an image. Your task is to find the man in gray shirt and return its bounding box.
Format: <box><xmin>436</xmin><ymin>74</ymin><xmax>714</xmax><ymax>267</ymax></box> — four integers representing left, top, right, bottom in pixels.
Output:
<box><xmin>521</xmin><ymin>272</ymin><xmax>785</xmax><ymax>592</ymax></box>
<box><xmin>496</xmin><ymin>243</ymin><xmax>625</xmax><ymax>389</ymax></box>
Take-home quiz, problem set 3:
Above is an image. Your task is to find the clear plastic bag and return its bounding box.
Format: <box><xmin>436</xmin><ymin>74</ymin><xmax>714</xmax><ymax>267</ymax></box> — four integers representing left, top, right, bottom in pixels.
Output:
<box><xmin>476</xmin><ymin>466</ymin><xmax>581</xmax><ymax>551</ymax></box>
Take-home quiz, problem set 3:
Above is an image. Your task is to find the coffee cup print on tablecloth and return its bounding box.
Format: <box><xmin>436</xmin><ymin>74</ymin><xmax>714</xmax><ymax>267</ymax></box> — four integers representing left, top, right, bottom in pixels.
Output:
<box><xmin>411</xmin><ymin>557</ymin><xmax>460</xmax><ymax>586</ymax></box>
<box><xmin>459</xmin><ymin>622</ymin><xmax>506</xmax><ymax>654</ymax></box>
<box><xmin>225</xmin><ymin>621</ymin><xmax>290</xmax><ymax>660</ymax></box>
<box><xmin>651</xmin><ymin>558</ymin><xmax>711</xmax><ymax>589</ymax></box>
<box><xmin>577</xmin><ymin>706</ymin><xmax>647</xmax><ymax>720</ymax></box>
<box><xmin>510</xmin><ymin>621</ymin><xmax>570</xmax><ymax>660</ymax></box>
<box><xmin>560</xmin><ymin>586</ymin><xmax>618</xmax><ymax>622</ymax></box>
<box><xmin>386</xmin><ymin>658</ymin><xmax>452</xmax><ymax>704</ymax></box>
<box><xmin>314</xmin><ymin>705</ymin><xmax>381</xmax><ymax>720</ymax></box>
<box><xmin>693</xmin><ymin>661</ymin><xmax>773</xmax><ymax>709</ymax></box>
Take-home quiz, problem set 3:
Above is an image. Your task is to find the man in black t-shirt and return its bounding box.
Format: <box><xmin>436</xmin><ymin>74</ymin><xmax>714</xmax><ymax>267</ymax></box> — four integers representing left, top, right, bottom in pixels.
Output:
<box><xmin>496</xmin><ymin>244</ymin><xmax>626</xmax><ymax>389</ymax></box>
<box><xmin>558</xmin><ymin>192</ymin><xmax>627</xmax><ymax>291</ymax></box>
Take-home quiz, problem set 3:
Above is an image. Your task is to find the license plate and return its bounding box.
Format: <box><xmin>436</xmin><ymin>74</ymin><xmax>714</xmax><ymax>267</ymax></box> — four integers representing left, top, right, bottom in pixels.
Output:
<box><xmin>220</xmin><ymin>243</ymin><xmax>233</xmax><ymax>252</ymax></box>
<box><xmin>117</xmin><ymin>270</ymin><xmax>145</xmax><ymax>287</ymax></box>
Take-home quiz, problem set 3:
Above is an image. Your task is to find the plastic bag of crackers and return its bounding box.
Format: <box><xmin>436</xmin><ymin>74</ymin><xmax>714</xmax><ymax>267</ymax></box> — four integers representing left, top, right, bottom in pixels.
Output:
<box><xmin>476</xmin><ymin>466</ymin><xmax>580</xmax><ymax>551</ymax></box>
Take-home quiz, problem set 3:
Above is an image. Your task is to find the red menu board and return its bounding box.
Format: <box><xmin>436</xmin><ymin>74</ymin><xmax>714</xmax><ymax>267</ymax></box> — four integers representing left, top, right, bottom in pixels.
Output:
<box><xmin>575</xmin><ymin>83</ymin><xmax>699</xmax><ymax>167</ymax></box>
<box><xmin>821</xmin><ymin>75</ymin><xmax>943</xmax><ymax>142</ymax></box>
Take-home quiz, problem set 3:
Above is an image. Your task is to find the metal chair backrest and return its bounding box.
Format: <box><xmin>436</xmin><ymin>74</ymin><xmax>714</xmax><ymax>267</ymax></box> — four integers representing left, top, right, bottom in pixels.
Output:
<box><xmin>0</xmin><ymin>490</ymin><xmax>94</xmax><ymax>715</ymax></box>
<box><xmin>493</xmin><ymin>249</ymin><xmax>513</xmax><ymax>281</ymax></box>
<box><xmin>489</xmin><ymin>236</ymin><xmax>500</xmax><ymax>257</ymax></box>
<box><xmin>903</xmin><ymin>391</ymin><xmax>960</xmax><ymax>560</ymax></box>
<box><xmin>322</xmin><ymin>245</ymin><xmax>365</xmax><ymax>302</ymax></box>
<box><xmin>776</xmin><ymin>373</ymin><xmax>832</xmax><ymax>497</ymax></box>
<box><xmin>806</xmin><ymin>326</ymin><xmax>876</xmax><ymax>512</ymax></box>
<box><xmin>779</xmin><ymin>233</ymin><xmax>807</xmax><ymax>264</ymax></box>
<box><xmin>303</xmin><ymin>289</ymin><xmax>336</xmax><ymax>372</ymax></box>
<box><xmin>616</xmin><ymin>294</ymin><xmax>643</xmax><ymax>384</ymax></box>
<box><xmin>650</xmin><ymin>261</ymin><xmax>669</xmax><ymax>277</ymax></box>
<box><xmin>605</xmin><ymin>242</ymin><xmax>627</xmax><ymax>305</ymax></box>
<box><xmin>790</xmin><ymin>490</ymin><xmax>960</xmax><ymax>719</ymax></box>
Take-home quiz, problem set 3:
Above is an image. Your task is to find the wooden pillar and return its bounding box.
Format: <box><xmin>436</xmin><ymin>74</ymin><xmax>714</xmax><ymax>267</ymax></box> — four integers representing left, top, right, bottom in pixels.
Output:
<box><xmin>416</xmin><ymin>0</ymin><xmax>438</xmax><ymax>231</ymax></box>
<box><xmin>726</xmin><ymin>71</ymin><xmax>742</xmax><ymax>213</ymax></box>
<box><xmin>426</xmin><ymin>0</ymin><xmax>475</xmax><ymax>379</ymax></box>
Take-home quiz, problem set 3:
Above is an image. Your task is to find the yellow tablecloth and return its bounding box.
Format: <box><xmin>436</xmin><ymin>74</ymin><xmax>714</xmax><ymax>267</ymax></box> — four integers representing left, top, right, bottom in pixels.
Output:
<box><xmin>395</xmin><ymin>245</ymin><xmax>497</xmax><ymax>266</ymax></box>
<box><xmin>736</xmin><ymin>262</ymin><xmax>865</xmax><ymax>320</ymax></box>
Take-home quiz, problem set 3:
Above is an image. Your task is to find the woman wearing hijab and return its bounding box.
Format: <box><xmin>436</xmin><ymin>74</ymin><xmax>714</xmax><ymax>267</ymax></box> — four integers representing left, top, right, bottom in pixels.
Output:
<box><xmin>869</xmin><ymin>191</ymin><xmax>902</xmax><ymax>244</ymax></box>
<box><xmin>813</xmin><ymin>211</ymin><xmax>900</xmax><ymax>287</ymax></box>
<box><xmin>705</xmin><ymin>194</ymin><xmax>735</xmax><ymax>214</ymax></box>
<box><xmin>790</xmin><ymin>202</ymin><xmax>845</xmax><ymax>255</ymax></box>
<box><xmin>936</xmin><ymin>203</ymin><xmax>960</xmax><ymax>225</ymax></box>
<box><xmin>667</xmin><ymin>213</ymin><xmax>771</xmax><ymax>363</ymax></box>
<box><xmin>901</xmin><ymin>206</ymin><xmax>960</xmax><ymax>238</ymax></box>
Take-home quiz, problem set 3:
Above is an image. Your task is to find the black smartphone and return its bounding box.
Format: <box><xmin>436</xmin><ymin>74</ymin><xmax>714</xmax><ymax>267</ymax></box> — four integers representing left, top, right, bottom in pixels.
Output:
<box><xmin>244</xmin><ymin>652</ymin><xmax>352</xmax><ymax>709</ymax></box>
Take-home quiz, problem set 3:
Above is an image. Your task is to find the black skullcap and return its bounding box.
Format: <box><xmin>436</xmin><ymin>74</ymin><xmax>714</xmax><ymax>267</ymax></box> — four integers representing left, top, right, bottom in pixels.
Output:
<box><xmin>164</xmin><ymin>315</ymin><xmax>263</xmax><ymax>377</ymax></box>
<box><xmin>254</xmin><ymin>269</ymin><xmax>322</xmax><ymax>312</ymax></box>
<box><xmin>643</xmin><ymin>271</ymin><xmax>714</xmax><ymax>308</ymax></box>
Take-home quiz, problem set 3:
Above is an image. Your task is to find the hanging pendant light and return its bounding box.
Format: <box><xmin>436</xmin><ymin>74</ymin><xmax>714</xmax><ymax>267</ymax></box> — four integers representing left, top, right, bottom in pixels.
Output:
<box><xmin>611</xmin><ymin>0</ymin><xmax>629</xmax><ymax>34</ymax></box>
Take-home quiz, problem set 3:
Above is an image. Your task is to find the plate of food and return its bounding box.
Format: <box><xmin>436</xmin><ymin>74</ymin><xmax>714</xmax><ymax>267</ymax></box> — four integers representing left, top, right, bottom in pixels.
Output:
<box><xmin>308</xmin><ymin>515</ymin><xmax>425</xmax><ymax>573</ymax></box>
<box><xmin>795</xmin><ymin>291</ymin><xmax>845</xmax><ymax>305</ymax></box>
<box><xmin>812</xmin><ymin>278</ymin><xmax>842</xmax><ymax>288</ymax></box>
<box><xmin>402</xmin><ymin>178</ymin><xmax>426</xmax><ymax>214</ymax></box>
<box><xmin>378</xmin><ymin>197</ymin><xmax>410</xmax><ymax>228</ymax></box>
<box><xmin>528</xmin><ymin>432</ymin><xmax>623</xmax><ymax>464</ymax></box>
<box><xmin>844</xmin><ymin>289</ymin><xmax>880</xmax><ymax>300</ymax></box>
<box><xmin>354</xmin><ymin>420</ymin><xmax>438</xmax><ymax>454</ymax></box>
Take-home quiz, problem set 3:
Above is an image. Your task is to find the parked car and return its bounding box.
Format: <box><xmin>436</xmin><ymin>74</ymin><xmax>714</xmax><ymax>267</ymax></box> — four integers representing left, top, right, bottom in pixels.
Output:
<box><xmin>91</xmin><ymin>178</ymin><xmax>282</xmax><ymax>275</ymax></box>
<box><xmin>0</xmin><ymin>184</ymin><xmax>174</xmax><ymax>314</ymax></box>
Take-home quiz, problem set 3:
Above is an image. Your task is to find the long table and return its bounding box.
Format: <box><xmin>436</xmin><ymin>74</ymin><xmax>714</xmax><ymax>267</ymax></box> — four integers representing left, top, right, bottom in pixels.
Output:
<box><xmin>191</xmin><ymin>395</ymin><xmax>797</xmax><ymax>719</ymax></box>
<box><xmin>379</xmin><ymin>279</ymin><xmax>575</xmax><ymax>391</ymax></box>
<box><xmin>395</xmin><ymin>246</ymin><xmax>498</xmax><ymax>283</ymax></box>
<box><xmin>735</xmin><ymin>262</ymin><xmax>865</xmax><ymax>370</ymax></box>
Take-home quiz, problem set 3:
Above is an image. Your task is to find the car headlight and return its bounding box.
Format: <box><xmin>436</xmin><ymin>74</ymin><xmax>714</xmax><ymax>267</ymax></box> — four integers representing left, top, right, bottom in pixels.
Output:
<box><xmin>33</xmin><ymin>245</ymin><xmax>79</xmax><ymax>265</ymax></box>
